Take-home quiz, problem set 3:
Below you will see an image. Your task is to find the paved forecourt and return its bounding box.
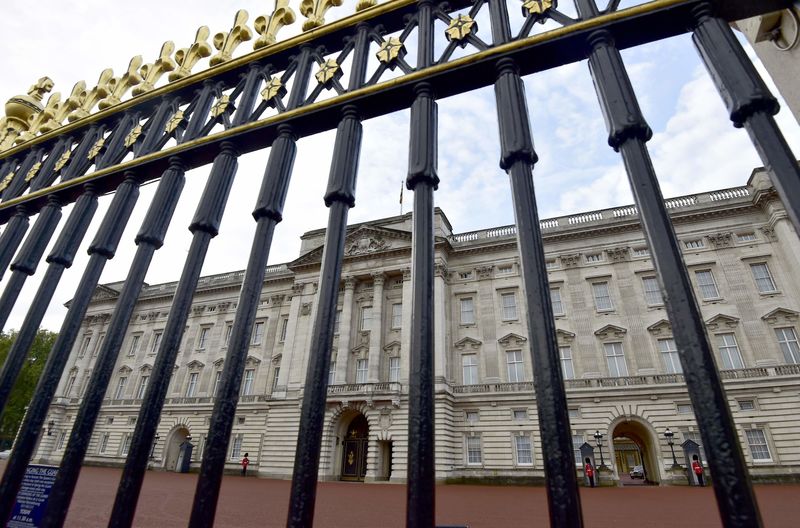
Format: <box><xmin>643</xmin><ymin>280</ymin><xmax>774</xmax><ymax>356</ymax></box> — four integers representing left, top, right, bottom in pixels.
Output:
<box><xmin>1</xmin><ymin>461</ymin><xmax>798</xmax><ymax>527</ymax></box>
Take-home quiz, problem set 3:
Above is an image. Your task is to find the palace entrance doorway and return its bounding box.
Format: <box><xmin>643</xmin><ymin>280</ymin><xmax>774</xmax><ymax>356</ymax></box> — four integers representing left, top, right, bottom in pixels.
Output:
<box><xmin>612</xmin><ymin>419</ymin><xmax>661</xmax><ymax>486</ymax></box>
<box><xmin>164</xmin><ymin>426</ymin><xmax>190</xmax><ymax>472</ymax></box>
<box><xmin>340</xmin><ymin>414</ymin><xmax>369</xmax><ymax>481</ymax></box>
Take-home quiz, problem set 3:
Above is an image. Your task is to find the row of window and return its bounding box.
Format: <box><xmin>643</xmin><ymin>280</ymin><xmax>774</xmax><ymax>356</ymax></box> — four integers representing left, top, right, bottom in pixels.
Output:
<box><xmin>457</xmin><ymin>262</ymin><xmax>779</xmax><ymax>326</ymax></box>
<box><xmin>458</xmin><ymin>326</ymin><xmax>800</xmax><ymax>383</ymax></box>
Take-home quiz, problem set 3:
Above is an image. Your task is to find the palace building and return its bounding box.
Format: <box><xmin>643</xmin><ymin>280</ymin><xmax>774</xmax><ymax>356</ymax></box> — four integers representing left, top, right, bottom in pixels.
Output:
<box><xmin>34</xmin><ymin>167</ymin><xmax>800</xmax><ymax>485</ymax></box>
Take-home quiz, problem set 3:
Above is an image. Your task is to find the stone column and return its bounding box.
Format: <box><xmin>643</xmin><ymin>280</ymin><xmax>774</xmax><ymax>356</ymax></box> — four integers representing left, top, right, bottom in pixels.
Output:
<box><xmin>399</xmin><ymin>268</ymin><xmax>412</xmax><ymax>383</ymax></box>
<box><xmin>277</xmin><ymin>281</ymin><xmax>305</xmax><ymax>392</ymax></box>
<box><xmin>334</xmin><ymin>276</ymin><xmax>356</xmax><ymax>384</ymax></box>
<box><xmin>367</xmin><ymin>272</ymin><xmax>384</xmax><ymax>382</ymax></box>
<box><xmin>434</xmin><ymin>263</ymin><xmax>448</xmax><ymax>382</ymax></box>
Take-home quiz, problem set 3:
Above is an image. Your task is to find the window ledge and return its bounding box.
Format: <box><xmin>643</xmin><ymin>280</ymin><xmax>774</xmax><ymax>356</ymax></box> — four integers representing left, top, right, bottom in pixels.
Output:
<box><xmin>758</xmin><ymin>290</ymin><xmax>781</xmax><ymax>296</ymax></box>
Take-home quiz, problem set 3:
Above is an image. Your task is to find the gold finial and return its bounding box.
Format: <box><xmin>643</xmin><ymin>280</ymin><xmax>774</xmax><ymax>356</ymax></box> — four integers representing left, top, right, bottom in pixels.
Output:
<box><xmin>445</xmin><ymin>15</ymin><xmax>477</xmax><ymax>43</ymax></box>
<box><xmin>300</xmin><ymin>0</ymin><xmax>343</xmax><ymax>31</ymax></box>
<box><xmin>133</xmin><ymin>41</ymin><xmax>178</xmax><ymax>96</ymax></box>
<box><xmin>44</xmin><ymin>81</ymin><xmax>87</xmax><ymax>132</ymax></box>
<box><xmin>68</xmin><ymin>70</ymin><xmax>114</xmax><ymax>122</ymax></box>
<box><xmin>254</xmin><ymin>0</ymin><xmax>296</xmax><ymax>49</ymax></box>
<box><xmin>355</xmin><ymin>0</ymin><xmax>377</xmax><ymax>11</ymax></box>
<box><xmin>210</xmin><ymin>10</ymin><xmax>253</xmax><ymax>66</ymax></box>
<box><xmin>27</xmin><ymin>77</ymin><xmax>55</xmax><ymax>102</ymax></box>
<box><xmin>2</xmin><ymin>76</ymin><xmax>54</xmax><ymax>148</ymax></box>
<box><xmin>170</xmin><ymin>26</ymin><xmax>213</xmax><ymax>81</ymax></box>
<box><xmin>376</xmin><ymin>37</ymin><xmax>406</xmax><ymax>65</ymax></box>
<box><xmin>16</xmin><ymin>91</ymin><xmax>61</xmax><ymax>144</ymax></box>
<box><xmin>98</xmin><ymin>56</ymin><xmax>144</xmax><ymax>110</ymax></box>
<box><xmin>522</xmin><ymin>0</ymin><xmax>554</xmax><ymax>15</ymax></box>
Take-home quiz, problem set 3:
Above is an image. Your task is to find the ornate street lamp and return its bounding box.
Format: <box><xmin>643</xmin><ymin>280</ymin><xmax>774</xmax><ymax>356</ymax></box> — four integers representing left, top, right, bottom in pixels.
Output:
<box><xmin>151</xmin><ymin>433</ymin><xmax>160</xmax><ymax>459</ymax></box>
<box><xmin>664</xmin><ymin>427</ymin><xmax>679</xmax><ymax>467</ymax></box>
<box><xmin>593</xmin><ymin>430</ymin><xmax>606</xmax><ymax>468</ymax></box>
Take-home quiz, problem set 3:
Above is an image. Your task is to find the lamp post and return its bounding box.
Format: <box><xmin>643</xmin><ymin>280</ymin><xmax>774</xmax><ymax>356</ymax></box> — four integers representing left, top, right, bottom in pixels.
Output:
<box><xmin>593</xmin><ymin>430</ymin><xmax>606</xmax><ymax>468</ymax></box>
<box><xmin>151</xmin><ymin>433</ymin><xmax>160</xmax><ymax>460</ymax></box>
<box><xmin>664</xmin><ymin>427</ymin><xmax>679</xmax><ymax>467</ymax></box>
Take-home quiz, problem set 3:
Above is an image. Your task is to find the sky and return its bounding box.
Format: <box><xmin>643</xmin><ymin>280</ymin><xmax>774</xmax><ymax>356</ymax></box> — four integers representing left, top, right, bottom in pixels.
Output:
<box><xmin>0</xmin><ymin>0</ymin><xmax>798</xmax><ymax>331</ymax></box>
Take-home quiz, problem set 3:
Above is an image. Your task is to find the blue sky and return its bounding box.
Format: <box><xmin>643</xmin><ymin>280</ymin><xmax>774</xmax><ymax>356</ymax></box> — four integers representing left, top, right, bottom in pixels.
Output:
<box><xmin>0</xmin><ymin>0</ymin><xmax>798</xmax><ymax>330</ymax></box>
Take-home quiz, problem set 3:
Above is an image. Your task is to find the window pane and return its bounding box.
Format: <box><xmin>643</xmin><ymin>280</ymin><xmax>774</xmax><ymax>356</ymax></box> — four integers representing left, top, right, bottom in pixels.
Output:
<box><xmin>280</xmin><ymin>318</ymin><xmax>289</xmax><ymax>341</ymax></box>
<box><xmin>115</xmin><ymin>377</ymin><xmax>127</xmax><ymax>399</ymax></box>
<box><xmin>466</xmin><ymin>436</ymin><xmax>482</xmax><ymax>464</ymax></box>
<box><xmin>550</xmin><ymin>288</ymin><xmax>564</xmax><ymax>315</ymax></box>
<box><xmin>356</xmin><ymin>359</ymin><xmax>368</xmax><ymax>383</ymax></box>
<box><xmin>391</xmin><ymin>303</ymin><xmax>402</xmax><ymax>329</ymax></box>
<box><xmin>658</xmin><ymin>338</ymin><xmax>682</xmax><ymax>374</ymax></box>
<box><xmin>717</xmin><ymin>333</ymin><xmax>744</xmax><ymax>369</ymax></box>
<box><xmin>128</xmin><ymin>335</ymin><xmax>140</xmax><ymax>357</ymax></box>
<box><xmin>695</xmin><ymin>270</ymin><xmax>719</xmax><ymax>299</ymax></box>
<box><xmin>593</xmin><ymin>282</ymin><xmax>613</xmax><ymax>311</ymax></box>
<box><xmin>506</xmin><ymin>350</ymin><xmax>524</xmax><ymax>382</ymax></box>
<box><xmin>775</xmin><ymin>327</ymin><xmax>800</xmax><ymax>364</ymax></box>
<box><xmin>186</xmin><ymin>372</ymin><xmax>198</xmax><ymax>397</ymax></box>
<box><xmin>501</xmin><ymin>293</ymin><xmax>518</xmax><ymax>320</ymax></box>
<box><xmin>559</xmin><ymin>346</ymin><xmax>575</xmax><ymax>379</ymax></box>
<box><xmin>462</xmin><ymin>354</ymin><xmax>478</xmax><ymax>385</ymax></box>
<box><xmin>460</xmin><ymin>298</ymin><xmax>475</xmax><ymax>325</ymax></box>
<box><xmin>389</xmin><ymin>357</ymin><xmax>400</xmax><ymax>382</ymax></box>
<box><xmin>642</xmin><ymin>277</ymin><xmax>663</xmax><ymax>305</ymax></box>
<box><xmin>604</xmin><ymin>343</ymin><xmax>628</xmax><ymax>377</ymax></box>
<box><xmin>572</xmin><ymin>434</ymin><xmax>584</xmax><ymax>464</ymax></box>
<box><xmin>750</xmin><ymin>263</ymin><xmax>777</xmax><ymax>293</ymax></box>
<box><xmin>198</xmin><ymin>328</ymin><xmax>209</xmax><ymax>349</ymax></box>
<box><xmin>746</xmin><ymin>429</ymin><xmax>771</xmax><ymax>460</ymax></box>
<box><xmin>361</xmin><ymin>306</ymin><xmax>372</xmax><ymax>331</ymax></box>
<box><xmin>251</xmin><ymin>322</ymin><xmax>265</xmax><ymax>345</ymax></box>
<box><xmin>515</xmin><ymin>435</ymin><xmax>533</xmax><ymax>465</ymax></box>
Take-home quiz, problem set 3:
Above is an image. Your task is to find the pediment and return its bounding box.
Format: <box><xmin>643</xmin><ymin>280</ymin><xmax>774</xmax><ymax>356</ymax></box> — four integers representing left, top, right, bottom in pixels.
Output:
<box><xmin>454</xmin><ymin>337</ymin><xmax>482</xmax><ymax>350</ymax></box>
<box><xmin>761</xmin><ymin>307</ymin><xmax>799</xmax><ymax>325</ymax></box>
<box><xmin>244</xmin><ymin>355</ymin><xmax>261</xmax><ymax>367</ymax></box>
<box><xmin>594</xmin><ymin>324</ymin><xmax>627</xmax><ymax>340</ymax></box>
<box><xmin>498</xmin><ymin>333</ymin><xmax>527</xmax><ymax>348</ymax></box>
<box><xmin>556</xmin><ymin>329</ymin><xmax>576</xmax><ymax>343</ymax></box>
<box><xmin>705</xmin><ymin>314</ymin><xmax>739</xmax><ymax>330</ymax></box>
<box><xmin>290</xmin><ymin>225</ymin><xmax>412</xmax><ymax>268</ymax></box>
<box><xmin>647</xmin><ymin>319</ymin><xmax>672</xmax><ymax>335</ymax></box>
<box><xmin>186</xmin><ymin>360</ymin><xmax>205</xmax><ymax>370</ymax></box>
<box><xmin>383</xmin><ymin>340</ymin><xmax>401</xmax><ymax>353</ymax></box>
<box><xmin>118</xmin><ymin>365</ymin><xmax>132</xmax><ymax>374</ymax></box>
<box><xmin>351</xmin><ymin>343</ymin><xmax>369</xmax><ymax>354</ymax></box>
<box><xmin>271</xmin><ymin>353</ymin><xmax>282</xmax><ymax>365</ymax></box>
<box><xmin>92</xmin><ymin>284</ymin><xmax>121</xmax><ymax>301</ymax></box>
<box><xmin>213</xmin><ymin>358</ymin><xmax>225</xmax><ymax>368</ymax></box>
<box><xmin>140</xmin><ymin>363</ymin><xmax>153</xmax><ymax>372</ymax></box>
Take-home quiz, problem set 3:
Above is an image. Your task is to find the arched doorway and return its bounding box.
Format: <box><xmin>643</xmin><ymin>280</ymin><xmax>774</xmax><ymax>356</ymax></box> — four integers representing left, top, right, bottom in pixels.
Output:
<box><xmin>164</xmin><ymin>426</ymin><xmax>190</xmax><ymax>472</ymax></box>
<box><xmin>611</xmin><ymin>419</ymin><xmax>661</xmax><ymax>485</ymax></box>
<box><xmin>340</xmin><ymin>414</ymin><xmax>369</xmax><ymax>481</ymax></box>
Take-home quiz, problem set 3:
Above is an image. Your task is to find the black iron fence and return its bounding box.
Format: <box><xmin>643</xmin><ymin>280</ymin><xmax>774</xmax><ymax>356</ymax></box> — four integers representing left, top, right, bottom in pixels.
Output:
<box><xmin>0</xmin><ymin>0</ymin><xmax>796</xmax><ymax>527</ymax></box>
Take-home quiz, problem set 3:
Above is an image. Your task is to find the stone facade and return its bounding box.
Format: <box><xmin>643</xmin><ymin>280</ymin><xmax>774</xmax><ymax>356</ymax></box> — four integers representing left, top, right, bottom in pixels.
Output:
<box><xmin>35</xmin><ymin>168</ymin><xmax>800</xmax><ymax>485</ymax></box>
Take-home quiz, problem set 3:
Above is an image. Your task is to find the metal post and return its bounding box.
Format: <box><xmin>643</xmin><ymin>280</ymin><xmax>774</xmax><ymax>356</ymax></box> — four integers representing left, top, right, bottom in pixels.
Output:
<box><xmin>41</xmin><ymin>161</ymin><xmax>186</xmax><ymax>528</ymax></box>
<box><xmin>488</xmin><ymin>0</ymin><xmax>583</xmax><ymax>524</ymax></box>
<box><xmin>0</xmin><ymin>175</ymin><xmax>141</xmax><ymax>526</ymax></box>
<box><xmin>573</xmin><ymin>0</ymin><xmax>763</xmax><ymax>525</ymax></box>
<box><xmin>691</xmin><ymin>3</ymin><xmax>800</xmax><ymax>236</ymax></box>
<box><xmin>189</xmin><ymin>49</ymin><xmax>313</xmax><ymax>528</ymax></box>
<box><xmin>287</xmin><ymin>22</ymin><xmax>371</xmax><ymax>528</ymax></box>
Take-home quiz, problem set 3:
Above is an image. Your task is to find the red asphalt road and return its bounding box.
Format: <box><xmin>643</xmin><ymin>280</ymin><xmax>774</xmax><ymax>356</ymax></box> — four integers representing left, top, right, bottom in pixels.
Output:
<box><xmin>2</xmin><ymin>462</ymin><xmax>798</xmax><ymax>527</ymax></box>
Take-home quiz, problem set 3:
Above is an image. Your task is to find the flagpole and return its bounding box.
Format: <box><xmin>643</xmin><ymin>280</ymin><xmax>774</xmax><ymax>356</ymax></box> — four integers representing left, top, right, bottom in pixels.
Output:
<box><xmin>400</xmin><ymin>180</ymin><xmax>404</xmax><ymax>215</ymax></box>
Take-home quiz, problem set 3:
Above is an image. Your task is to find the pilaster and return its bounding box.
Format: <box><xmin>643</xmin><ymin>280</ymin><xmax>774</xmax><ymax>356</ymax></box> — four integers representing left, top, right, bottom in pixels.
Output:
<box><xmin>334</xmin><ymin>276</ymin><xmax>356</xmax><ymax>383</ymax></box>
<box><xmin>367</xmin><ymin>273</ymin><xmax>385</xmax><ymax>382</ymax></box>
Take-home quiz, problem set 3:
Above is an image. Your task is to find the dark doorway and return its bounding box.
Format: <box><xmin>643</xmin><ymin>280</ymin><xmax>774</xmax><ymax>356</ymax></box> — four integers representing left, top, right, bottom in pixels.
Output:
<box><xmin>340</xmin><ymin>414</ymin><xmax>369</xmax><ymax>481</ymax></box>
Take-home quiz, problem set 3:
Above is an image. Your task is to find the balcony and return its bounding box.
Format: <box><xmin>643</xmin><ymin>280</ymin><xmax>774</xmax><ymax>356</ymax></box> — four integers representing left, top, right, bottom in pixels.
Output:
<box><xmin>326</xmin><ymin>382</ymin><xmax>402</xmax><ymax>404</ymax></box>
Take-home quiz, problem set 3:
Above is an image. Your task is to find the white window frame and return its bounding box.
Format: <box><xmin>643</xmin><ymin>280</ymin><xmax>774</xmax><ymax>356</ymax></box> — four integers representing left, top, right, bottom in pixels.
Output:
<box><xmin>559</xmin><ymin>346</ymin><xmax>575</xmax><ymax>380</ymax></box>
<box><xmin>389</xmin><ymin>356</ymin><xmax>400</xmax><ymax>383</ymax></box>
<box><xmin>241</xmin><ymin>368</ymin><xmax>255</xmax><ymax>395</ymax></box>
<box><xmin>56</xmin><ymin>431</ymin><xmax>67</xmax><ymax>451</ymax></box>
<box><xmin>642</xmin><ymin>276</ymin><xmax>663</xmax><ymax>306</ymax></box>
<box><xmin>213</xmin><ymin>371</ymin><xmax>222</xmax><ymax>397</ymax></box>
<box><xmin>717</xmin><ymin>333</ymin><xmax>744</xmax><ymax>370</ymax></box>
<box><xmin>279</xmin><ymin>318</ymin><xmax>289</xmax><ymax>342</ymax></box>
<box><xmin>78</xmin><ymin>335</ymin><xmax>91</xmax><ymax>358</ymax></box>
<box><xmin>462</xmin><ymin>354</ymin><xmax>478</xmax><ymax>385</ymax></box>
<box><xmin>224</xmin><ymin>324</ymin><xmax>233</xmax><ymax>347</ymax></box>
<box><xmin>513</xmin><ymin>409</ymin><xmax>528</xmax><ymax>421</ymax></box>
<box><xmin>120</xmin><ymin>433</ymin><xmax>131</xmax><ymax>456</ymax></box>
<box><xmin>93</xmin><ymin>334</ymin><xmax>105</xmax><ymax>357</ymax></box>
<box><xmin>136</xmin><ymin>375</ymin><xmax>149</xmax><ymax>399</ymax></box>
<box><xmin>460</xmin><ymin>297</ymin><xmax>475</xmax><ymax>325</ymax></box>
<box><xmin>355</xmin><ymin>359</ymin><xmax>368</xmax><ymax>383</ymax></box>
<box><xmin>328</xmin><ymin>360</ymin><xmax>336</xmax><ymax>385</ymax></box>
<box><xmin>572</xmin><ymin>434</ymin><xmax>584</xmax><ymax>465</ymax></box>
<box><xmin>501</xmin><ymin>292</ymin><xmax>518</xmax><ymax>321</ymax></box>
<box><xmin>465</xmin><ymin>411</ymin><xmax>479</xmax><ymax>424</ymax></box>
<box><xmin>514</xmin><ymin>434</ymin><xmax>533</xmax><ymax>466</ymax></box>
<box><xmin>151</xmin><ymin>331</ymin><xmax>163</xmax><ymax>354</ymax></box>
<box><xmin>229</xmin><ymin>433</ymin><xmax>243</xmax><ymax>460</ymax></box>
<box><xmin>658</xmin><ymin>338</ymin><xmax>682</xmax><ymax>374</ymax></box>
<box><xmin>695</xmin><ymin>270</ymin><xmax>720</xmax><ymax>300</ymax></box>
<box><xmin>550</xmin><ymin>288</ymin><xmax>564</xmax><ymax>316</ymax></box>
<box><xmin>114</xmin><ymin>376</ymin><xmax>128</xmax><ymax>399</ymax></box>
<box><xmin>271</xmin><ymin>366</ymin><xmax>280</xmax><ymax>392</ymax></box>
<box><xmin>127</xmin><ymin>335</ymin><xmax>140</xmax><ymax>357</ymax></box>
<box><xmin>592</xmin><ymin>282</ymin><xmax>614</xmax><ymax>311</ymax></box>
<box><xmin>604</xmin><ymin>342</ymin><xmax>628</xmax><ymax>377</ymax></box>
<box><xmin>466</xmin><ymin>435</ymin><xmax>482</xmax><ymax>465</ymax></box>
<box><xmin>197</xmin><ymin>327</ymin><xmax>210</xmax><ymax>350</ymax></box>
<box><xmin>391</xmin><ymin>303</ymin><xmax>402</xmax><ymax>329</ymax></box>
<box><xmin>251</xmin><ymin>321</ymin><xmax>265</xmax><ymax>346</ymax></box>
<box><xmin>360</xmin><ymin>306</ymin><xmax>372</xmax><ymax>332</ymax></box>
<box><xmin>64</xmin><ymin>375</ymin><xmax>76</xmax><ymax>397</ymax></box>
<box><xmin>775</xmin><ymin>327</ymin><xmax>800</xmax><ymax>364</ymax></box>
<box><xmin>98</xmin><ymin>432</ymin><xmax>110</xmax><ymax>454</ymax></box>
<box><xmin>745</xmin><ymin>428</ymin><xmax>772</xmax><ymax>461</ymax></box>
<box><xmin>750</xmin><ymin>263</ymin><xmax>778</xmax><ymax>293</ymax></box>
<box><xmin>186</xmin><ymin>372</ymin><xmax>198</xmax><ymax>397</ymax></box>
<box><xmin>333</xmin><ymin>310</ymin><xmax>341</xmax><ymax>335</ymax></box>
<box><xmin>506</xmin><ymin>350</ymin><xmax>525</xmax><ymax>383</ymax></box>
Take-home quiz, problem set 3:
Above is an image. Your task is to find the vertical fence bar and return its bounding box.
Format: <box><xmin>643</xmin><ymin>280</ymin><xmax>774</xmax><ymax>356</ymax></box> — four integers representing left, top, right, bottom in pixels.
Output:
<box><xmin>573</xmin><ymin>1</ymin><xmax>762</xmax><ymax>525</ymax></box>
<box><xmin>286</xmin><ymin>21</ymin><xmax>371</xmax><ymax>528</ymax></box>
<box><xmin>189</xmin><ymin>49</ymin><xmax>313</xmax><ymax>528</ymax></box>
<box><xmin>0</xmin><ymin>175</ymin><xmax>141</xmax><ymax>525</ymax></box>
<box><xmin>406</xmin><ymin>1</ymin><xmax>438</xmax><ymax>526</ymax></box>
<box><xmin>41</xmin><ymin>161</ymin><xmax>186</xmax><ymax>528</ymax></box>
<box><xmin>487</xmin><ymin>0</ymin><xmax>584</xmax><ymax>524</ymax></box>
<box><xmin>0</xmin><ymin>149</ymin><xmax>44</xmax><ymax>280</ymax></box>
<box><xmin>109</xmin><ymin>66</ymin><xmax>263</xmax><ymax>528</ymax></box>
<box><xmin>691</xmin><ymin>3</ymin><xmax>800</xmax><ymax>235</ymax></box>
